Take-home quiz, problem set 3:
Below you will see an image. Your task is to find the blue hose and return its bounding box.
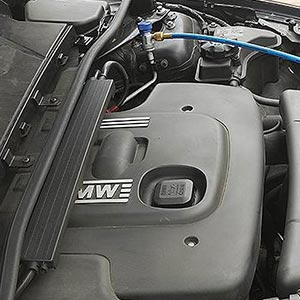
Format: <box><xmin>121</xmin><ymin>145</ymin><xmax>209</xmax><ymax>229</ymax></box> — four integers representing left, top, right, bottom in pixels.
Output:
<box><xmin>169</xmin><ymin>33</ymin><xmax>300</xmax><ymax>64</ymax></box>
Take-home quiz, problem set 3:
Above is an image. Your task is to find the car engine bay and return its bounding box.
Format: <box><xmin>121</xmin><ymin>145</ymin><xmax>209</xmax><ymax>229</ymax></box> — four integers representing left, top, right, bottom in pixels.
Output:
<box><xmin>1</xmin><ymin>0</ymin><xmax>300</xmax><ymax>299</ymax></box>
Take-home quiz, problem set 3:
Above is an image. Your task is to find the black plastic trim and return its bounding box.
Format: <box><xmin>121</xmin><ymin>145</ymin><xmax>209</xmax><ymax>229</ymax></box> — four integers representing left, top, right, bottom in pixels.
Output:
<box><xmin>0</xmin><ymin>0</ymin><xmax>131</xmax><ymax>298</ymax></box>
<box><xmin>22</xmin><ymin>78</ymin><xmax>114</xmax><ymax>266</ymax></box>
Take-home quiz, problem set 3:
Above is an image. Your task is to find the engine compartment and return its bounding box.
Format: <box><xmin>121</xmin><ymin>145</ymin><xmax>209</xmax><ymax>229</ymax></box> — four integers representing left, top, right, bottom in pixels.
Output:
<box><xmin>2</xmin><ymin>0</ymin><xmax>300</xmax><ymax>299</ymax></box>
<box><xmin>67</xmin><ymin>83</ymin><xmax>264</xmax><ymax>299</ymax></box>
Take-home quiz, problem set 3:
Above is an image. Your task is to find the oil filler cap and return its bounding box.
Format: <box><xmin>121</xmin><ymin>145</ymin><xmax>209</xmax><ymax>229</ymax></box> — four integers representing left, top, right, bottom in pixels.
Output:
<box><xmin>153</xmin><ymin>179</ymin><xmax>194</xmax><ymax>208</ymax></box>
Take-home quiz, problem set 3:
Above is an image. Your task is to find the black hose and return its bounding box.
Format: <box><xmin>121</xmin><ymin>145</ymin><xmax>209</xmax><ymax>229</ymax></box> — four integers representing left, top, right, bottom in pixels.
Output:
<box><xmin>252</xmin><ymin>93</ymin><xmax>280</xmax><ymax>107</ymax></box>
<box><xmin>0</xmin><ymin>1</ymin><xmax>132</xmax><ymax>300</ymax></box>
<box><xmin>198</xmin><ymin>12</ymin><xmax>229</xmax><ymax>27</ymax></box>
<box><xmin>15</xmin><ymin>270</ymin><xmax>36</xmax><ymax>299</ymax></box>
<box><xmin>263</xmin><ymin>120</ymin><xmax>281</xmax><ymax>134</ymax></box>
<box><xmin>101</xmin><ymin>61</ymin><xmax>128</xmax><ymax>80</ymax></box>
<box><xmin>100</xmin><ymin>60</ymin><xmax>129</xmax><ymax>106</ymax></box>
<box><xmin>240</xmin><ymin>86</ymin><xmax>280</xmax><ymax>107</ymax></box>
<box><xmin>161</xmin><ymin>2</ymin><xmax>229</xmax><ymax>28</ymax></box>
<box><xmin>162</xmin><ymin>3</ymin><xmax>207</xmax><ymax>30</ymax></box>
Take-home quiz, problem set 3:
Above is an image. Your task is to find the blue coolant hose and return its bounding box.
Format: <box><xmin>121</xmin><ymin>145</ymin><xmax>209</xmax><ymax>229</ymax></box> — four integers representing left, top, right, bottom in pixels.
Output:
<box><xmin>153</xmin><ymin>32</ymin><xmax>300</xmax><ymax>64</ymax></box>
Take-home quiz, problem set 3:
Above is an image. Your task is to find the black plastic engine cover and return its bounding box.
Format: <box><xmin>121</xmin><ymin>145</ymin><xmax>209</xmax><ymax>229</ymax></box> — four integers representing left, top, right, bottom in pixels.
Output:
<box><xmin>25</xmin><ymin>0</ymin><xmax>109</xmax><ymax>34</ymax></box>
<box><xmin>64</xmin><ymin>83</ymin><xmax>264</xmax><ymax>300</ymax></box>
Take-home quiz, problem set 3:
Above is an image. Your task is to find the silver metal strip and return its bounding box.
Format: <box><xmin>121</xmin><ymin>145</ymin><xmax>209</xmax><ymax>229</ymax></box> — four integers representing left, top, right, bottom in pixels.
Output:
<box><xmin>102</xmin><ymin>117</ymin><xmax>150</xmax><ymax>122</ymax></box>
<box><xmin>83</xmin><ymin>179</ymin><xmax>133</xmax><ymax>184</ymax></box>
<box><xmin>100</xmin><ymin>117</ymin><xmax>150</xmax><ymax>129</ymax></box>
<box><xmin>119</xmin><ymin>193</ymin><xmax>130</xmax><ymax>198</ymax></box>
<box><xmin>121</xmin><ymin>184</ymin><xmax>132</xmax><ymax>188</ymax></box>
<box><xmin>101</xmin><ymin>120</ymin><xmax>149</xmax><ymax>125</ymax></box>
<box><xmin>100</xmin><ymin>124</ymin><xmax>149</xmax><ymax>129</ymax></box>
<box><xmin>75</xmin><ymin>198</ymin><xmax>128</xmax><ymax>204</ymax></box>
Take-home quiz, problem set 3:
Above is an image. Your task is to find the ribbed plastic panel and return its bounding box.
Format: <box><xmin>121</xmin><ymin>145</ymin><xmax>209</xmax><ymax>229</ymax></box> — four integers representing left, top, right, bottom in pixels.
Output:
<box><xmin>22</xmin><ymin>78</ymin><xmax>114</xmax><ymax>266</ymax></box>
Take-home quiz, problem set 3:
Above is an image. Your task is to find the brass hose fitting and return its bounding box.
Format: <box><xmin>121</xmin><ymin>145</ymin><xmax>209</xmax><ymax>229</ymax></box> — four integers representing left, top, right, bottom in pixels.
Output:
<box><xmin>152</xmin><ymin>32</ymin><xmax>172</xmax><ymax>41</ymax></box>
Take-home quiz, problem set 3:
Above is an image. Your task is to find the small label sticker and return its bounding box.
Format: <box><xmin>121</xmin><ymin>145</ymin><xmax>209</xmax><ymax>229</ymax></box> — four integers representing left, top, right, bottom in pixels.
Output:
<box><xmin>159</xmin><ymin>182</ymin><xmax>186</xmax><ymax>198</ymax></box>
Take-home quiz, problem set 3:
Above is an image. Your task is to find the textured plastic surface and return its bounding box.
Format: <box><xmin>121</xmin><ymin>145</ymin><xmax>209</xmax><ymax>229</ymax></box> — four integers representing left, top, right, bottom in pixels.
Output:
<box><xmin>25</xmin><ymin>0</ymin><xmax>108</xmax><ymax>33</ymax></box>
<box><xmin>92</xmin><ymin>131</ymin><xmax>138</xmax><ymax>179</ymax></box>
<box><xmin>277</xmin><ymin>90</ymin><xmax>300</xmax><ymax>297</ymax></box>
<box><xmin>63</xmin><ymin>83</ymin><xmax>264</xmax><ymax>300</ymax></box>
<box><xmin>19</xmin><ymin>255</ymin><xmax>119</xmax><ymax>300</ymax></box>
<box><xmin>73</xmin><ymin>112</ymin><xmax>223</xmax><ymax>225</ymax></box>
<box><xmin>22</xmin><ymin>79</ymin><xmax>114</xmax><ymax>266</ymax></box>
<box><xmin>0</xmin><ymin>15</ymin><xmax>69</xmax><ymax>151</ymax></box>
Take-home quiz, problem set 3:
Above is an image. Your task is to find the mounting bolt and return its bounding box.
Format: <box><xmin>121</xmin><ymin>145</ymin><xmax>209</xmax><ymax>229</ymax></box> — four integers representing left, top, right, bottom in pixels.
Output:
<box><xmin>289</xmin><ymin>19</ymin><xmax>297</xmax><ymax>31</ymax></box>
<box><xmin>139</xmin><ymin>63</ymin><xmax>147</xmax><ymax>72</ymax></box>
<box><xmin>168</xmin><ymin>12</ymin><xmax>177</xmax><ymax>21</ymax></box>
<box><xmin>40</xmin><ymin>262</ymin><xmax>49</xmax><ymax>274</ymax></box>
<box><xmin>160</xmin><ymin>59</ymin><xmax>169</xmax><ymax>69</ymax></box>
<box><xmin>156</xmin><ymin>5</ymin><xmax>165</xmax><ymax>16</ymax></box>
<box><xmin>22</xmin><ymin>157</ymin><xmax>30</xmax><ymax>164</ymax></box>
<box><xmin>209</xmin><ymin>22</ymin><xmax>218</xmax><ymax>28</ymax></box>
<box><xmin>50</xmin><ymin>97</ymin><xmax>58</xmax><ymax>104</ymax></box>
<box><xmin>57</xmin><ymin>52</ymin><xmax>68</xmax><ymax>66</ymax></box>
<box><xmin>166</xmin><ymin>20</ymin><xmax>175</xmax><ymax>30</ymax></box>
<box><xmin>78</xmin><ymin>34</ymin><xmax>85</xmax><ymax>42</ymax></box>
<box><xmin>136</xmin><ymin>17</ymin><xmax>143</xmax><ymax>25</ymax></box>
<box><xmin>19</xmin><ymin>122</ymin><xmax>31</xmax><ymax>137</ymax></box>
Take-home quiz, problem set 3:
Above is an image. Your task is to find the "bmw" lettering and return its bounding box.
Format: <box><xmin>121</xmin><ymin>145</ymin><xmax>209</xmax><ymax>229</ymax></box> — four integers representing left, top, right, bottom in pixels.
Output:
<box><xmin>75</xmin><ymin>179</ymin><xmax>133</xmax><ymax>204</ymax></box>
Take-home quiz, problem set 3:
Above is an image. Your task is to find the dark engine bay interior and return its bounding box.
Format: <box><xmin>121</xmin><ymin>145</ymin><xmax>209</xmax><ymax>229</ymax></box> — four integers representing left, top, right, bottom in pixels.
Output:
<box><xmin>1</xmin><ymin>0</ymin><xmax>300</xmax><ymax>299</ymax></box>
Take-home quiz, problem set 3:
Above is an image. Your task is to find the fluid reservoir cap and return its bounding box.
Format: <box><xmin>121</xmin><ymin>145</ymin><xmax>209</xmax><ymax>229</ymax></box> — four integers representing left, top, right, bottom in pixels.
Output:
<box><xmin>153</xmin><ymin>179</ymin><xmax>194</xmax><ymax>208</ymax></box>
<box><xmin>201</xmin><ymin>42</ymin><xmax>238</xmax><ymax>60</ymax></box>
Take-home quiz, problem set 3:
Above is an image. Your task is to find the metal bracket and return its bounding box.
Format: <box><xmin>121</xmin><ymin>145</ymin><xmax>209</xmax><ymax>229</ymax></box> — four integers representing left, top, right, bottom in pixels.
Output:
<box><xmin>203</xmin><ymin>0</ymin><xmax>215</xmax><ymax>8</ymax></box>
<box><xmin>31</xmin><ymin>90</ymin><xmax>61</xmax><ymax>107</ymax></box>
<box><xmin>258</xmin><ymin>18</ymin><xmax>300</xmax><ymax>44</ymax></box>
<box><xmin>2</xmin><ymin>149</ymin><xmax>35</xmax><ymax>168</ymax></box>
<box><xmin>19</xmin><ymin>122</ymin><xmax>32</xmax><ymax>138</ymax></box>
<box><xmin>293</xmin><ymin>23</ymin><xmax>300</xmax><ymax>35</ymax></box>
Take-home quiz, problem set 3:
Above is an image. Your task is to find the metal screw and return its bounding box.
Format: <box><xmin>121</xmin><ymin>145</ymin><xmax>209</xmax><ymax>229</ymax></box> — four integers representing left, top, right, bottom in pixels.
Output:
<box><xmin>57</xmin><ymin>53</ymin><xmax>68</xmax><ymax>66</ymax></box>
<box><xmin>139</xmin><ymin>63</ymin><xmax>147</xmax><ymax>73</ymax></box>
<box><xmin>136</xmin><ymin>17</ymin><xmax>143</xmax><ymax>24</ymax></box>
<box><xmin>166</xmin><ymin>20</ymin><xmax>175</xmax><ymax>30</ymax></box>
<box><xmin>160</xmin><ymin>59</ymin><xmax>169</xmax><ymax>69</ymax></box>
<box><xmin>22</xmin><ymin>157</ymin><xmax>30</xmax><ymax>164</ymax></box>
<box><xmin>50</xmin><ymin>97</ymin><xmax>58</xmax><ymax>104</ymax></box>
<box><xmin>156</xmin><ymin>5</ymin><xmax>165</xmax><ymax>16</ymax></box>
<box><xmin>57</xmin><ymin>53</ymin><xmax>64</xmax><ymax>61</ymax></box>
<box><xmin>184</xmin><ymin>236</ymin><xmax>199</xmax><ymax>248</ymax></box>
<box><xmin>168</xmin><ymin>12</ymin><xmax>177</xmax><ymax>21</ymax></box>
<box><xmin>289</xmin><ymin>19</ymin><xmax>297</xmax><ymax>31</ymax></box>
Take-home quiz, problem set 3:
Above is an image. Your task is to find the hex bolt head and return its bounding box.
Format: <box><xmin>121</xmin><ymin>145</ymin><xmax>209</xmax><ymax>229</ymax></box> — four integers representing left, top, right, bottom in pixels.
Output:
<box><xmin>166</xmin><ymin>20</ymin><xmax>175</xmax><ymax>30</ymax></box>
<box><xmin>160</xmin><ymin>59</ymin><xmax>169</xmax><ymax>69</ymax></box>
